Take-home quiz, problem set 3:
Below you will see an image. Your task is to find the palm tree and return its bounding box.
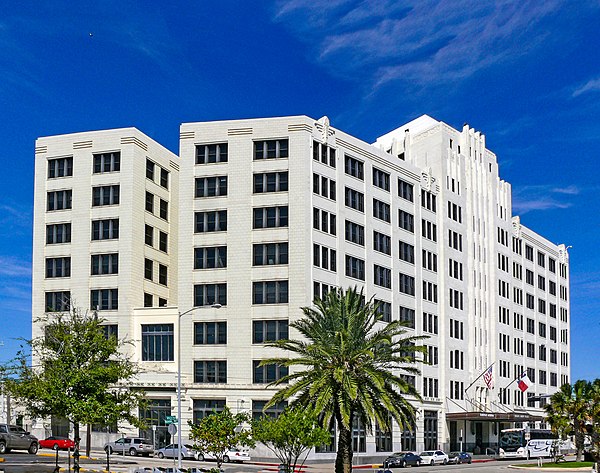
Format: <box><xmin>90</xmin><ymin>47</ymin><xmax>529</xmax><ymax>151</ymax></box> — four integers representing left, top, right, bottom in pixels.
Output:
<box><xmin>262</xmin><ymin>287</ymin><xmax>426</xmax><ymax>473</ymax></box>
<box><xmin>544</xmin><ymin>380</ymin><xmax>592</xmax><ymax>461</ymax></box>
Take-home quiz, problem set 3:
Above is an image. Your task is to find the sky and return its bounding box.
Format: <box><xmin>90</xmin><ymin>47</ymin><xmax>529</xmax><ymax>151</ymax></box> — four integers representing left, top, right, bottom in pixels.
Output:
<box><xmin>1</xmin><ymin>0</ymin><xmax>599</xmax><ymax>380</ymax></box>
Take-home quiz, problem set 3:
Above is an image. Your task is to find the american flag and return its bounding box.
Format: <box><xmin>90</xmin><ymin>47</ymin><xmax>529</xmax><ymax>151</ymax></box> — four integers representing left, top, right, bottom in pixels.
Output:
<box><xmin>483</xmin><ymin>365</ymin><xmax>494</xmax><ymax>389</ymax></box>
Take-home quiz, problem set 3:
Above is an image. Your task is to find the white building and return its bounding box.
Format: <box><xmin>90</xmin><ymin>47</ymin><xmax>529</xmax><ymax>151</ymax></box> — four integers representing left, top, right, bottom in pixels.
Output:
<box><xmin>31</xmin><ymin>115</ymin><xmax>571</xmax><ymax>456</ymax></box>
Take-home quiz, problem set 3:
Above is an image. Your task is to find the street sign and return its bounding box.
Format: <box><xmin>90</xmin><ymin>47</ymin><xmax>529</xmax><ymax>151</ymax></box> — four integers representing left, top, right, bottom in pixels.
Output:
<box><xmin>168</xmin><ymin>424</ymin><xmax>177</xmax><ymax>435</ymax></box>
<box><xmin>165</xmin><ymin>416</ymin><xmax>177</xmax><ymax>424</ymax></box>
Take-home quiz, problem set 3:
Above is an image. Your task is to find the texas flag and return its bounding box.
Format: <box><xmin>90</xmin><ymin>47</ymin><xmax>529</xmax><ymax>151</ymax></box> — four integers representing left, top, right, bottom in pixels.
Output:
<box><xmin>518</xmin><ymin>371</ymin><xmax>531</xmax><ymax>392</ymax></box>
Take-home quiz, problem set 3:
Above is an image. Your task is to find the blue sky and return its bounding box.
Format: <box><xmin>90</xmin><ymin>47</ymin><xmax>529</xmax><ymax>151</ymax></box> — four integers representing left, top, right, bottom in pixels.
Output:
<box><xmin>1</xmin><ymin>0</ymin><xmax>599</xmax><ymax>380</ymax></box>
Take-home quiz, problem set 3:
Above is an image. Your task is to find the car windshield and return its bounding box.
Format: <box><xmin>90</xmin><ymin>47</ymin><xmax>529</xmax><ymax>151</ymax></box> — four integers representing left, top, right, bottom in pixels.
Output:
<box><xmin>421</xmin><ymin>452</ymin><xmax>432</xmax><ymax>456</ymax></box>
<box><xmin>9</xmin><ymin>426</ymin><xmax>26</xmax><ymax>433</ymax></box>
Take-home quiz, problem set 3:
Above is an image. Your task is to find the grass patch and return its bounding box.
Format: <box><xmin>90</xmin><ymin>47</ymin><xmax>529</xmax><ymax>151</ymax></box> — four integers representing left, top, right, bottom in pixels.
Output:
<box><xmin>520</xmin><ymin>461</ymin><xmax>594</xmax><ymax>468</ymax></box>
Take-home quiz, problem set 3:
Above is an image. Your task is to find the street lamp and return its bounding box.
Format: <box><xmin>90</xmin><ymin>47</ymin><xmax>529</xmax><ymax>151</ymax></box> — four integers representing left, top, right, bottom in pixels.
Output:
<box><xmin>177</xmin><ymin>303</ymin><xmax>221</xmax><ymax>469</ymax></box>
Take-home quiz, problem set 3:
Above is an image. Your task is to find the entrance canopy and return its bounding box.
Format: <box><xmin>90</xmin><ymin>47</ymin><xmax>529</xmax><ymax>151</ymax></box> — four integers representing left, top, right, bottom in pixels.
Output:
<box><xmin>446</xmin><ymin>411</ymin><xmax>544</xmax><ymax>422</ymax></box>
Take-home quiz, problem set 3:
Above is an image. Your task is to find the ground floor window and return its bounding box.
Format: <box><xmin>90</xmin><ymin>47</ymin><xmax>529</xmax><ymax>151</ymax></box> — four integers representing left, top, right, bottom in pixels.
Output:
<box><xmin>352</xmin><ymin>417</ymin><xmax>366</xmax><ymax>453</ymax></box>
<box><xmin>315</xmin><ymin>419</ymin><xmax>336</xmax><ymax>453</ymax></box>
<box><xmin>401</xmin><ymin>420</ymin><xmax>417</xmax><ymax>451</ymax></box>
<box><xmin>423</xmin><ymin>410</ymin><xmax>438</xmax><ymax>450</ymax></box>
<box><xmin>139</xmin><ymin>399</ymin><xmax>171</xmax><ymax>448</ymax></box>
<box><xmin>192</xmin><ymin>399</ymin><xmax>225</xmax><ymax>424</ymax></box>
<box><xmin>375</xmin><ymin>421</ymin><xmax>392</xmax><ymax>452</ymax></box>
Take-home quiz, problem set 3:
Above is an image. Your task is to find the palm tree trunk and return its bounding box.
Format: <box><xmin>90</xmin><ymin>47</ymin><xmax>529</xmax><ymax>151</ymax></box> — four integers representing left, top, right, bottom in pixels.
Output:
<box><xmin>574</xmin><ymin>421</ymin><xmax>583</xmax><ymax>461</ymax></box>
<box><xmin>335</xmin><ymin>425</ymin><xmax>353</xmax><ymax>473</ymax></box>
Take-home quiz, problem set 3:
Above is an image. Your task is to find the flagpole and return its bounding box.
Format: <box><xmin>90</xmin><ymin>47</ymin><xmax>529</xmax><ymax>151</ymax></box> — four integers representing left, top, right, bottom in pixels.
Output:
<box><xmin>465</xmin><ymin>361</ymin><xmax>495</xmax><ymax>393</ymax></box>
<box><xmin>499</xmin><ymin>371</ymin><xmax>526</xmax><ymax>397</ymax></box>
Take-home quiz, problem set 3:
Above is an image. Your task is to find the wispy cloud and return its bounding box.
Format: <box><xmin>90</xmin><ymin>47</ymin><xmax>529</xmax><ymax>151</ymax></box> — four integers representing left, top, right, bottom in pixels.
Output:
<box><xmin>0</xmin><ymin>256</ymin><xmax>31</xmax><ymax>277</ymax></box>
<box><xmin>572</xmin><ymin>77</ymin><xmax>600</xmax><ymax>97</ymax></box>
<box><xmin>272</xmin><ymin>0</ymin><xmax>572</xmax><ymax>92</ymax></box>
<box><xmin>512</xmin><ymin>184</ymin><xmax>579</xmax><ymax>214</ymax></box>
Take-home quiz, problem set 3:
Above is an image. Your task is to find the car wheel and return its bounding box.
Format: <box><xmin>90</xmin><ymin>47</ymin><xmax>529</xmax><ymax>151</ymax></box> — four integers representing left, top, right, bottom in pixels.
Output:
<box><xmin>29</xmin><ymin>443</ymin><xmax>39</xmax><ymax>454</ymax></box>
<box><xmin>430</xmin><ymin>460</ymin><xmax>435</xmax><ymax>466</ymax></box>
<box><xmin>158</xmin><ymin>452</ymin><xmax>164</xmax><ymax>459</ymax></box>
<box><xmin>53</xmin><ymin>443</ymin><xmax>60</xmax><ymax>451</ymax></box>
<box><xmin>196</xmin><ymin>453</ymin><xmax>204</xmax><ymax>461</ymax></box>
<box><xmin>129</xmin><ymin>447</ymin><xmax>138</xmax><ymax>456</ymax></box>
<box><xmin>0</xmin><ymin>441</ymin><xmax>7</xmax><ymax>454</ymax></box>
<box><xmin>400</xmin><ymin>460</ymin><xmax>406</xmax><ymax>468</ymax></box>
<box><xmin>468</xmin><ymin>460</ymin><xmax>472</xmax><ymax>464</ymax></box>
<box><xmin>443</xmin><ymin>458</ymin><xmax>448</xmax><ymax>465</ymax></box>
<box><xmin>223</xmin><ymin>455</ymin><xmax>230</xmax><ymax>463</ymax></box>
<box><xmin>416</xmin><ymin>460</ymin><xmax>421</xmax><ymax>467</ymax></box>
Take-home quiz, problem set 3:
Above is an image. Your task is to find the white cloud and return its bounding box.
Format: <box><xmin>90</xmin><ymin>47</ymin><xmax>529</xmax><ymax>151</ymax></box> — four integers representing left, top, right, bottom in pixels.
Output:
<box><xmin>0</xmin><ymin>256</ymin><xmax>31</xmax><ymax>277</ymax></box>
<box><xmin>511</xmin><ymin>184</ymin><xmax>578</xmax><ymax>214</ymax></box>
<box><xmin>572</xmin><ymin>77</ymin><xmax>600</xmax><ymax>97</ymax></box>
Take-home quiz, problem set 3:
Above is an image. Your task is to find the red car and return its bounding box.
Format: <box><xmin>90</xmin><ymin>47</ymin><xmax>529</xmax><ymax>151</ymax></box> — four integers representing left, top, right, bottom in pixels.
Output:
<box><xmin>39</xmin><ymin>436</ymin><xmax>75</xmax><ymax>450</ymax></box>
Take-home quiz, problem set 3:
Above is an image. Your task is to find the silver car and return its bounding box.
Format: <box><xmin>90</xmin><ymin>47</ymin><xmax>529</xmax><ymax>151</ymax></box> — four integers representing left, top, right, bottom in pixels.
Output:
<box><xmin>155</xmin><ymin>443</ymin><xmax>198</xmax><ymax>459</ymax></box>
<box><xmin>104</xmin><ymin>437</ymin><xmax>154</xmax><ymax>456</ymax></box>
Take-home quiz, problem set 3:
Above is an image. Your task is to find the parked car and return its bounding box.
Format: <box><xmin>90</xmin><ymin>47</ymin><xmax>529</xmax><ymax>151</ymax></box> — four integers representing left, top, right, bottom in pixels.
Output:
<box><xmin>0</xmin><ymin>424</ymin><xmax>38</xmax><ymax>454</ymax></box>
<box><xmin>384</xmin><ymin>451</ymin><xmax>422</xmax><ymax>468</ymax></box>
<box><xmin>195</xmin><ymin>447</ymin><xmax>250</xmax><ymax>463</ymax></box>
<box><xmin>155</xmin><ymin>443</ymin><xmax>198</xmax><ymax>459</ymax></box>
<box><xmin>39</xmin><ymin>436</ymin><xmax>75</xmax><ymax>450</ymax></box>
<box><xmin>448</xmin><ymin>451</ymin><xmax>472</xmax><ymax>464</ymax></box>
<box><xmin>419</xmin><ymin>450</ymin><xmax>449</xmax><ymax>465</ymax></box>
<box><xmin>104</xmin><ymin>437</ymin><xmax>154</xmax><ymax>456</ymax></box>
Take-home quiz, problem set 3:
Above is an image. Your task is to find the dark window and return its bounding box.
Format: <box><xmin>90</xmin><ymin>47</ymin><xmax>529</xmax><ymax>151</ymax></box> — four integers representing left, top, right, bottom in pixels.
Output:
<box><xmin>252</xmin><ymin>400</ymin><xmax>288</xmax><ymax>420</ymax></box>
<box><xmin>90</xmin><ymin>288</ymin><xmax>118</xmax><ymax>310</ymax></box>
<box><xmin>160</xmin><ymin>168</ymin><xmax>169</xmax><ymax>189</ymax></box>
<box><xmin>145</xmin><ymin>225</ymin><xmax>153</xmax><ymax>246</ymax></box>
<box><xmin>252</xmin><ymin>281</ymin><xmax>289</xmax><ymax>304</ymax></box>
<box><xmin>399</xmin><ymin>241</ymin><xmax>415</xmax><ymax>263</ymax></box>
<box><xmin>47</xmin><ymin>190</ymin><xmax>72</xmax><ymax>211</ymax></box>
<box><xmin>141</xmin><ymin>324</ymin><xmax>174</xmax><ymax>361</ymax></box>
<box><xmin>375</xmin><ymin>300</ymin><xmax>392</xmax><ymax>323</ymax></box>
<box><xmin>345</xmin><ymin>220</ymin><xmax>365</xmax><ymax>245</ymax></box>
<box><xmin>144</xmin><ymin>293</ymin><xmax>153</xmax><ymax>307</ymax></box>
<box><xmin>194</xmin><ymin>321</ymin><xmax>227</xmax><ymax>345</ymax></box>
<box><xmin>144</xmin><ymin>258</ymin><xmax>153</xmax><ymax>281</ymax></box>
<box><xmin>146</xmin><ymin>159</ymin><xmax>155</xmax><ymax>180</ymax></box>
<box><xmin>253</xmin><ymin>242</ymin><xmax>288</xmax><ymax>266</ymax></box>
<box><xmin>46</xmin><ymin>257</ymin><xmax>71</xmax><ymax>278</ymax></box>
<box><xmin>93</xmin><ymin>152</ymin><xmax>120</xmax><ymax>173</ymax></box>
<box><xmin>345</xmin><ymin>255</ymin><xmax>365</xmax><ymax>280</ymax></box>
<box><xmin>373</xmin><ymin>199</ymin><xmax>391</xmax><ymax>222</ymax></box>
<box><xmin>194</xmin><ymin>360</ymin><xmax>227</xmax><ymax>383</ymax></box>
<box><xmin>254</xmin><ymin>139</ymin><xmax>288</xmax><ymax>159</ymax></box>
<box><xmin>195</xmin><ymin>176</ymin><xmax>228</xmax><ymax>197</ymax></box>
<box><xmin>194</xmin><ymin>246</ymin><xmax>227</xmax><ymax>269</ymax></box>
<box><xmin>373</xmin><ymin>231</ymin><xmax>391</xmax><ymax>255</ymax></box>
<box><xmin>398</xmin><ymin>210</ymin><xmax>414</xmax><ymax>232</ymax></box>
<box><xmin>194</xmin><ymin>284</ymin><xmax>227</xmax><ymax>306</ymax></box>
<box><xmin>158</xmin><ymin>264</ymin><xmax>167</xmax><ymax>285</ymax></box>
<box><xmin>254</xmin><ymin>172</ymin><xmax>288</xmax><ymax>193</ymax></box>
<box><xmin>196</xmin><ymin>143</ymin><xmax>228</xmax><ymax>164</ymax></box>
<box><xmin>399</xmin><ymin>273</ymin><xmax>415</xmax><ymax>296</ymax></box>
<box><xmin>344</xmin><ymin>155</ymin><xmax>364</xmax><ymax>180</ymax></box>
<box><xmin>372</xmin><ymin>168</ymin><xmax>390</xmax><ymax>191</ymax></box>
<box><xmin>195</xmin><ymin>210</ymin><xmax>227</xmax><ymax>232</ymax></box>
<box><xmin>374</xmin><ymin>265</ymin><xmax>392</xmax><ymax>289</ymax></box>
<box><xmin>46</xmin><ymin>223</ymin><xmax>72</xmax><ymax>244</ymax></box>
<box><xmin>253</xmin><ymin>361</ymin><xmax>288</xmax><ymax>383</ymax></box>
<box><xmin>193</xmin><ymin>399</ymin><xmax>225</xmax><ymax>424</ymax></box>
<box><xmin>91</xmin><ymin>219</ymin><xmax>119</xmax><ymax>240</ymax></box>
<box><xmin>253</xmin><ymin>206</ymin><xmax>288</xmax><ymax>228</ymax></box>
<box><xmin>159</xmin><ymin>231</ymin><xmax>168</xmax><ymax>252</ymax></box>
<box><xmin>45</xmin><ymin>291</ymin><xmax>70</xmax><ymax>312</ymax></box>
<box><xmin>48</xmin><ymin>157</ymin><xmax>73</xmax><ymax>178</ymax></box>
<box><xmin>92</xmin><ymin>185</ymin><xmax>119</xmax><ymax>206</ymax></box>
<box><xmin>398</xmin><ymin>179</ymin><xmax>414</xmax><ymax>201</ymax></box>
<box><xmin>91</xmin><ymin>253</ymin><xmax>118</xmax><ymax>275</ymax></box>
<box><xmin>253</xmin><ymin>320</ymin><xmax>289</xmax><ymax>343</ymax></box>
<box><xmin>145</xmin><ymin>191</ymin><xmax>154</xmax><ymax>213</ymax></box>
<box><xmin>159</xmin><ymin>199</ymin><xmax>168</xmax><ymax>220</ymax></box>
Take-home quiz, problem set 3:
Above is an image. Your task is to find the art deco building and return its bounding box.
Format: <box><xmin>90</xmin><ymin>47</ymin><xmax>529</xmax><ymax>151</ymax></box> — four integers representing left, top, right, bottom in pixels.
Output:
<box><xmin>31</xmin><ymin>115</ymin><xmax>571</xmax><ymax>456</ymax></box>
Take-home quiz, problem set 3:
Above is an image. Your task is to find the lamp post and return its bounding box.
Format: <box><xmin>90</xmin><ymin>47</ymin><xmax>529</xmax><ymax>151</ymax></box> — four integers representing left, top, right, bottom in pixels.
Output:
<box><xmin>177</xmin><ymin>303</ymin><xmax>221</xmax><ymax>469</ymax></box>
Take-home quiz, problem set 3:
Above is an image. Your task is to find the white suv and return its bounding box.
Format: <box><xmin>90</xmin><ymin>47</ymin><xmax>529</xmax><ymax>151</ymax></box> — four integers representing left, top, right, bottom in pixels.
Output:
<box><xmin>419</xmin><ymin>450</ymin><xmax>449</xmax><ymax>465</ymax></box>
<box><xmin>104</xmin><ymin>437</ymin><xmax>154</xmax><ymax>456</ymax></box>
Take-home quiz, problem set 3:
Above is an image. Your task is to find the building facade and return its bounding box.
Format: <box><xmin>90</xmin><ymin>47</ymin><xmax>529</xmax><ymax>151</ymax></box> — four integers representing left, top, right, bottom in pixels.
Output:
<box><xmin>31</xmin><ymin>115</ymin><xmax>571</xmax><ymax>456</ymax></box>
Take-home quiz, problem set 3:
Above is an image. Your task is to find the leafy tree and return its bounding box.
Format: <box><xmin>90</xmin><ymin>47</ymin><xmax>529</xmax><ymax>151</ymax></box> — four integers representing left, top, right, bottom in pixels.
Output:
<box><xmin>262</xmin><ymin>287</ymin><xmax>426</xmax><ymax>473</ymax></box>
<box><xmin>587</xmin><ymin>379</ymin><xmax>600</xmax><ymax>471</ymax></box>
<box><xmin>252</xmin><ymin>406</ymin><xmax>331</xmax><ymax>472</ymax></box>
<box><xmin>5</xmin><ymin>308</ymin><xmax>143</xmax><ymax>456</ymax></box>
<box><xmin>544</xmin><ymin>380</ymin><xmax>592</xmax><ymax>461</ymax></box>
<box><xmin>188</xmin><ymin>406</ymin><xmax>254</xmax><ymax>470</ymax></box>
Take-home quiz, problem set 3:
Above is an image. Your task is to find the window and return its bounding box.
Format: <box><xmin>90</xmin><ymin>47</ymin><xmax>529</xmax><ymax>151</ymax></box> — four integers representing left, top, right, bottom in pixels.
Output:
<box><xmin>313</xmin><ymin>140</ymin><xmax>336</xmax><ymax>167</ymax></box>
<box><xmin>159</xmin><ymin>231</ymin><xmax>168</xmax><ymax>252</ymax></box>
<box><xmin>194</xmin><ymin>283</ymin><xmax>227</xmax><ymax>306</ymax></box>
<box><xmin>145</xmin><ymin>225</ymin><xmax>153</xmax><ymax>246</ymax></box>
<box><xmin>195</xmin><ymin>210</ymin><xmax>227</xmax><ymax>232</ymax></box>
<box><xmin>549</xmin><ymin>257</ymin><xmax>556</xmax><ymax>273</ymax></box>
<box><xmin>160</xmin><ymin>168</ymin><xmax>169</xmax><ymax>189</ymax></box>
<box><xmin>194</xmin><ymin>361</ymin><xmax>227</xmax><ymax>383</ymax></box>
<box><xmin>313</xmin><ymin>208</ymin><xmax>336</xmax><ymax>235</ymax></box>
<box><xmin>254</xmin><ymin>172</ymin><xmax>289</xmax><ymax>193</ymax></box>
<box><xmin>90</xmin><ymin>288</ymin><xmax>118</xmax><ymax>310</ymax></box>
<box><xmin>526</xmin><ymin>269</ymin><xmax>534</xmax><ymax>285</ymax></box>
<box><xmin>253</xmin><ymin>281</ymin><xmax>289</xmax><ymax>304</ymax></box>
<box><xmin>146</xmin><ymin>159</ymin><xmax>155</xmax><ymax>180</ymax></box>
<box><xmin>253</xmin><ymin>242</ymin><xmax>288</xmax><ymax>266</ymax></box>
<box><xmin>525</xmin><ymin>244</ymin><xmax>534</xmax><ymax>261</ymax></box>
<box><xmin>447</xmin><ymin>201</ymin><xmax>462</xmax><ymax>223</ymax></box>
<box><xmin>144</xmin><ymin>258</ymin><xmax>153</xmax><ymax>281</ymax></box>
<box><xmin>91</xmin><ymin>253</ymin><xmax>118</xmax><ymax>275</ymax></box>
<box><xmin>375</xmin><ymin>300</ymin><xmax>392</xmax><ymax>323</ymax></box>
<box><xmin>398</xmin><ymin>210</ymin><xmax>414</xmax><ymax>232</ymax></box>
<box><xmin>102</xmin><ymin>324</ymin><xmax>118</xmax><ymax>340</ymax></box>
<box><xmin>253</xmin><ymin>361</ymin><xmax>288</xmax><ymax>383</ymax></box>
<box><xmin>47</xmin><ymin>190</ymin><xmax>72</xmax><ymax>211</ymax></box>
<box><xmin>253</xmin><ymin>320</ymin><xmax>289</xmax><ymax>343</ymax></box>
<box><xmin>399</xmin><ymin>306</ymin><xmax>415</xmax><ymax>328</ymax></box>
<box><xmin>539</xmin><ymin>322</ymin><xmax>547</xmax><ymax>338</ymax></box>
<box><xmin>196</xmin><ymin>143</ymin><xmax>228</xmax><ymax>164</ymax></box>
<box><xmin>449</xmin><ymin>259</ymin><xmax>463</xmax><ymax>280</ymax></box>
<box><xmin>423</xmin><ymin>378</ymin><xmax>439</xmax><ymax>398</ymax></box>
<box><xmin>345</xmin><ymin>255</ymin><xmax>365</xmax><ymax>280</ymax></box>
<box><xmin>344</xmin><ymin>155</ymin><xmax>364</xmax><ymax>180</ymax></box>
<box><xmin>253</xmin><ymin>206</ymin><xmax>288</xmax><ymax>228</ymax></box>
<box><xmin>373</xmin><ymin>168</ymin><xmax>390</xmax><ymax>191</ymax></box>
<box><xmin>421</xmin><ymin>219</ymin><xmax>437</xmax><ymax>242</ymax></box>
<box><xmin>421</xmin><ymin>190</ymin><xmax>436</xmax><ymax>212</ymax></box>
<box><xmin>345</xmin><ymin>187</ymin><xmax>364</xmax><ymax>212</ymax></box>
<box><xmin>195</xmin><ymin>176</ymin><xmax>228</xmax><ymax>197</ymax></box>
<box><xmin>144</xmin><ymin>293</ymin><xmax>153</xmax><ymax>307</ymax></box>
<box><xmin>91</xmin><ymin>219</ymin><xmax>119</xmax><ymax>240</ymax></box>
<box><xmin>538</xmin><ymin>251</ymin><xmax>546</xmax><ymax>268</ymax></box>
<box><xmin>159</xmin><ymin>199</ymin><xmax>168</xmax><ymax>220</ymax></box>
<box><xmin>46</xmin><ymin>223</ymin><xmax>71</xmax><ymax>244</ymax></box>
<box><xmin>93</xmin><ymin>152</ymin><xmax>120</xmax><ymax>173</ymax></box>
<box><xmin>92</xmin><ymin>185</ymin><xmax>119</xmax><ymax>206</ymax></box>
<box><xmin>145</xmin><ymin>191</ymin><xmax>154</xmax><ymax>213</ymax></box>
<box><xmin>141</xmin><ymin>324</ymin><xmax>173</xmax><ymax>361</ymax></box>
<box><xmin>45</xmin><ymin>291</ymin><xmax>70</xmax><ymax>312</ymax></box>
<box><xmin>313</xmin><ymin>244</ymin><xmax>336</xmax><ymax>271</ymax></box>
<box><xmin>48</xmin><ymin>156</ymin><xmax>73</xmax><ymax>178</ymax></box>
<box><xmin>345</xmin><ymin>220</ymin><xmax>364</xmax><ymax>245</ymax></box>
<box><xmin>373</xmin><ymin>199</ymin><xmax>391</xmax><ymax>222</ymax></box>
<box><xmin>423</xmin><ymin>312</ymin><xmax>438</xmax><ymax>334</ymax></box>
<box><xmin>399</xmin><ymin>241</ymin><xmax>415</xmax><ymax>263</ymax></box>
<box><xmin>254</xmin><ymin>139</ymin><xmax>289</xmax><ymax>159</ymax></box>
<box><xmin>373</xmin><ymin>231</ymin><xmax>391</xmax><ymax>255</ymax></box>
<box><xmin>313</xmin><ymin>173</ymin><xmax>336</xmax><ymax>200</ymax></box>
<box><xmin>375</xmin><ymin>421</ymin><xmax>393</xmax><ymax>452</ymax></box>
<box><xmin>426</xmin><ymin>345</ymin><xmax>439</xmax><ymax>365</ymax></box>
<box><xmin>46</xmin><ymin>257</ymin><xmax>71</xmax><ymax>278</ymax></box>
<box><xmin>194</xmin><ymin>322</ymin><xmax>227</xmax><ymax>345</ymax></box>
<box><xmin>158</xmin><ymin>264</ymin><xmax>167</xmax><ymax>285</ymax></box>
<box><xmin>526</xmin><ymin>293</ymin><xmax>535</xmax><ymax>310</ymax></box>
<box><xmin>422</xmin><ymin>249</ymin><xmax>437</xmax><ymax>272</ymax></box>
<box><xmin>398</xmin><ymin>179</ymin><xmax>414</xmax><ymax>201</ymax></box>
<box><xmin>450</xmin><ymin>319</ymin><xmax>464</xmax><ymax>340</ymax></box>
<box><xmin>193</xmin><ymin>399</ymin><xmax>225</xmax><ymax>423</ymax></box>
<box><xmin>527</xmin><ymin>318</ymin><xmax>535</xmax><ymax>334</ymax></box>
<box><xmin>374</xmin><ymin>265</ymin><xmax>392</xmax><ymax>289</ymax></box>
<box><xmin>423</xmin><ymin>281</ymin><xmax>438</xmax><ymax>303</ymax></box>
<box><xmin>399</xmin><ymin>273</ymin><xmax>415</xmax><ymax>296</ymax></box>
<box><xmin>194</xmin><ymin>246</ymin><xmax>227</xmax><ymax>269</ymax></box>
<box><xmin>448</xmin><ymin>230</ymin><xmax>463</xmax><ymax>251</ymax></box>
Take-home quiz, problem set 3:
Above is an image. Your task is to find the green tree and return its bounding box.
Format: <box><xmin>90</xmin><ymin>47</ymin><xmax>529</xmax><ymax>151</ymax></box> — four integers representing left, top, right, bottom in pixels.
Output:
<box><xmin>544</xmin><ymin>380</ymin><xmax>592</xmax><ymax>461</ymax></box>
<box><xmin>262</xmin><ymin>287</ymin><xmax>426</xmax><ymax>473</ymax></box>
<box><xmin>6</xmin><ymin>308</ymin><xmax>143</xmax><ymax>456</ymax></box>
<box><xmin>188</xmin><ymin>406</ymin><xmax>254</xmax><ymax>470</ymax></box>
<box><xmin>587</xmin><ymin>379</ymin><xmax>600</xmax><ymax>471</ymax></box>
<box><xmin>252</xmin><ymin>406</ymin><xmax>331</xmax><ymax>473</ymax></box>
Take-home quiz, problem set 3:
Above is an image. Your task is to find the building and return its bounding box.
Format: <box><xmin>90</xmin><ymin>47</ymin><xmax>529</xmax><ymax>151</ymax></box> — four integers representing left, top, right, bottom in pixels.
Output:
<box><xmin>31</xmin><ymin>115</ymin><xmax>571</xmax><ymax>456</ymax></box>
